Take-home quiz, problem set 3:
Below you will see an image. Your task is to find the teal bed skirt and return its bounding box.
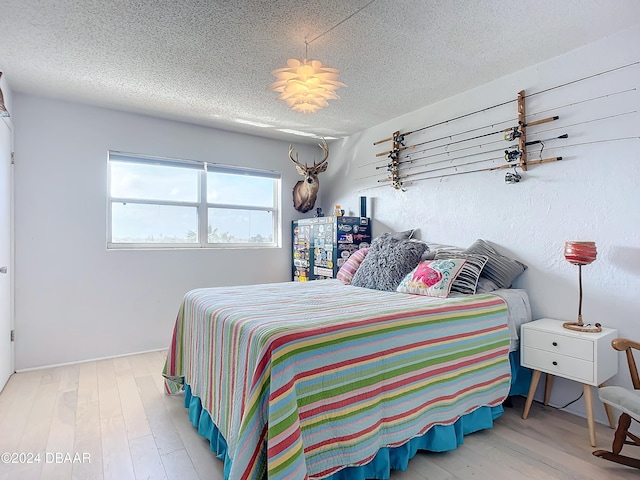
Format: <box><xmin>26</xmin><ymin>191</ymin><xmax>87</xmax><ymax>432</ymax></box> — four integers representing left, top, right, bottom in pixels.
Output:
<box><xmin>184</xmin><ymin>351</ymin><xmax>530</xmax><ymax>480</ymax></box>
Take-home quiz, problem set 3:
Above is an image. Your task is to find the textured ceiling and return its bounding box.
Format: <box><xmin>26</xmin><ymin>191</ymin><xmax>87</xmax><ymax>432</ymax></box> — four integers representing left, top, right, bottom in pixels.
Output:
<box><xmin>1</xmin><ymin>0</ymin><xmax>640</xmax><ymax>143</ymax></box>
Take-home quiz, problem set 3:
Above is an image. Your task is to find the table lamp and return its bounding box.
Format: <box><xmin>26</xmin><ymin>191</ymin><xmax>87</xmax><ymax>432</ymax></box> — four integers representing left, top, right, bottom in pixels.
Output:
<box><xmin>563</xmin><ymin>241</ymin><xmax>601</xmax><ymax>332</ymax></box>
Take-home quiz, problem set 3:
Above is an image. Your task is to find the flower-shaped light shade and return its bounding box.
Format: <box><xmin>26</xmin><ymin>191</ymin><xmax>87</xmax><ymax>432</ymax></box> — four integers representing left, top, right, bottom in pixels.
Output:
<box><xmin>270</xmin><ymin>59</ymin><xmax>346</xmax><ymax>114</ymax></box>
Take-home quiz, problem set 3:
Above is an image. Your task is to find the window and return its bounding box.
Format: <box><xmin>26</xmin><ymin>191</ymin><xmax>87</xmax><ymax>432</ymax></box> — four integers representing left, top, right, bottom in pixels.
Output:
<box><xmin>107</xmin><ymin>152</ymin><xmax>281</xmax><ymax>248</ymax></box>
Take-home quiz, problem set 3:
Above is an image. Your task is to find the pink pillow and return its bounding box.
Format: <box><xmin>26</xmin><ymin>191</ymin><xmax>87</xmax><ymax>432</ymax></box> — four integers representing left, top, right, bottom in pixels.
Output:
<box><xmin>337</xmin><ymin>248</ymin><xmax>370</xmax><ymax>285</ymax></box>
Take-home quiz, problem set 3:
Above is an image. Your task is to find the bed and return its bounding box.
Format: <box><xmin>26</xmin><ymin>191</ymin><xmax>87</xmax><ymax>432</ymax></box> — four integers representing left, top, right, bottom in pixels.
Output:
<box><xmin>163</xmin><ymin>277</ymin><xmax>532</xmax><ymax>480</ymax></box>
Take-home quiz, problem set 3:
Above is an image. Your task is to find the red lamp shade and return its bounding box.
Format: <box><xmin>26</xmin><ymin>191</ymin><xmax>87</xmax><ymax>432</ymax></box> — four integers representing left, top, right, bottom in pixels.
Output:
<box><xmin>564</xmin><ymin>241</ymin><xmax>597</xmax><ymax>266</ymax></box>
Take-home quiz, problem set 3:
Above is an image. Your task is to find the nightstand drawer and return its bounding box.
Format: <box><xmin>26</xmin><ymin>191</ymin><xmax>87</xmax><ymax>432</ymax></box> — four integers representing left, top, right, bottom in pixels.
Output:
<box><xmin>522</xmin><ymin>346</ymin><xmax>594</xmax><ymax>383</ymax></box>
<box><xmin>522</xmin><ymin>328</ymin><xmax>593</xmax><ymax>361</ymax></box>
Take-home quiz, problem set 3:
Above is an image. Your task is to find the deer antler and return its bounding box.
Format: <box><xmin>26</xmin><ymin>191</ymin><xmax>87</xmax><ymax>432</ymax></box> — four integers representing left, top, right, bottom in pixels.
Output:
<box><xmin>313</xmin><ymin>138</ymin><xmax>329</xmax><ymax>169</ymax></box>
<box><xmin>289</xmin><ymin>145</ymin><xmax>307</xmax><ymax>168</ymax></box>
<box><xmin>289</xmin><ymin>138</ymin><xmax>329</xmax><ymax>171</ymax></box>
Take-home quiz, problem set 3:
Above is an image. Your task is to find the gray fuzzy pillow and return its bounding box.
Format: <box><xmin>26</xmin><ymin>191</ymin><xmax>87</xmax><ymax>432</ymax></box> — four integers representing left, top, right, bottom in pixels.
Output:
<box><xmin>351</xmin><ymin>234</ymin><xmax>427</xmax><ymax>291</ymax></box>
<box><xmin>464</xmin><ymin>239</ymin><xmax>527</xmax><ymax>289</ymax></box>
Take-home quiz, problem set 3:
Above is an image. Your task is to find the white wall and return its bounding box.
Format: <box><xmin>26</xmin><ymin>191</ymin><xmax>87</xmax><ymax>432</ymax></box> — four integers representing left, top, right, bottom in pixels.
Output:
<box><xmin>12</xmin><ymin>96</ymin><xmax>322</xmax><ymax>370</ymax></box>
<box><xmin>324</xmin><ymin>25</ymin><xmax>640</xmax><ymax>423</ymax></box>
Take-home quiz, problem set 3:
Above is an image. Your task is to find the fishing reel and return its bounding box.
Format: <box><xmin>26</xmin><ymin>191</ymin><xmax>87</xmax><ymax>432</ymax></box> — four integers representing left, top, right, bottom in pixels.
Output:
<box><xmin>387</xmin><ymin>150</ymin><xmax>399</xmax><ymax>161</ymax></box>
<box><xmin>392</xmin><ymin>179</ymin><xmax>405</xmax><ymax>191</ymax></box>
<box><xmin>387</xmin><ymin>164</ymin><xmax>400</xmax><ymax>174</ymax></box>
<box><xmin>504</xmin><ymin>126</ymin><xmax>521</xmax><ymax>142</ymax></box>
<box><xmin>504</xmin><ymin>147</ymin><xmax>523</xmax><ymax>162</ymax></box>
<box><xmin>505</xmin><ymin>166</ymin><xmax>522</xmax><ymax>184</ymax></box>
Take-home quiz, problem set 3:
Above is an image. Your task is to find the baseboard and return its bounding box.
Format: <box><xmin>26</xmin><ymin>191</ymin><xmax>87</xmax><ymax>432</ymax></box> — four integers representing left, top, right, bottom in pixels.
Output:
<box><xmin>14</xmin><ymin>347</ymin><xmax>168</xmax><ymax>372</ymax></box>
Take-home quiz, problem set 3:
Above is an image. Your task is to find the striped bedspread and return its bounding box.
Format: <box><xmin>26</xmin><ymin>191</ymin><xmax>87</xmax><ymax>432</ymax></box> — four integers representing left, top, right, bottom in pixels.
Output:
<box><xmin>163</xmin><ymin>280</ymin><xmax>511</xmax><ymax>480</ymax></box>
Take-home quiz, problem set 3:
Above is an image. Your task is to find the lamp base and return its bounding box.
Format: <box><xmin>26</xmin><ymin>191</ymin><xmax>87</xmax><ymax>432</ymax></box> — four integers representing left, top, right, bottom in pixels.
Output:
<box><xmin>562</xmin><ymin>321</ymin><xmax>602</xmax><ymax>333</ymax></box>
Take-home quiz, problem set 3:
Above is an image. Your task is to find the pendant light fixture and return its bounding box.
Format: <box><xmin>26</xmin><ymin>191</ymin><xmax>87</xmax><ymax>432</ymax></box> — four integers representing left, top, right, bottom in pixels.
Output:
<box><xmin>270</xmin><ymin>42</ymin><xmax>345</xmax><ymax>114</ymax></box>
<box><xmin>270</xmin><ymin>1</ymin><xmax>377</xmax><ymax>114</ymax></box>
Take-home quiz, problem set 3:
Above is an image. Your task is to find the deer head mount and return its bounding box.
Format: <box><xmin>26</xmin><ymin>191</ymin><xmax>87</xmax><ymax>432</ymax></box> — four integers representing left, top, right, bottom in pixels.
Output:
<box><xmin>290</xmin><ymin>139</ymin><xmax>329</xmax><ymax>213</ymax></box>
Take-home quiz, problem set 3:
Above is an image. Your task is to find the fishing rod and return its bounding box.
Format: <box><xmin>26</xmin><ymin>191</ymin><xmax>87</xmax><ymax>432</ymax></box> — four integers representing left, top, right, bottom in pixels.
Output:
<box><xmin>379</xmin><ymin>136</ymin><xmax>640</xmax><ymax>184</ymax></box>
<box><xmin>385</xmin><ymin>134</ymin><xmax>567</xmax><ymax>175</ymax></box>
<box><xmin>377</xmin><ymin>134</ymin><xmax>568</xmax><ymax>172</ymax></box>
<box><xmin>403</xmin><ymin>157</ymin><xmax>563</xmax><ymax>186</ymax></box>
<box><xmin>379</xmin><ymin>109</ymin><xmax>634</xmax><ymax>167</ymax></box>
<box><xmin>406</xmin><ymin>88</ymin><xmax>635</xmax><ymax>152</ymax></box>
<box><xmin>372</xmin><ymin>97</ymin><xmax>515</xmax><ymax>146</ymax></box>
<box><xmin>372</xmin><ymin>61</ymin><xmax>640</xmax><ymax>146</ymax></box>
<box><xmin>367</xmin><ymin>115</ymin><xmax>522</xmax><ymax>163</ymax></box>
<box><xmin>364</xmin><ymin>88</ymin><xmax>635</xmax><ymax>167</ymax></box>
<box><xmin>502</xmin><ymin>111</ymin><xmax>636</xmax><ymax>140</ymax></box>
<box><xmin>356</xmin><ymin>131</ymin><xmax>638</xmax><ymax>183</ymax></box>
<box><xmin>378</xmin><ymin>153</ymin><xmax>562</xmax><ymax>184</ymax></box>
<box><xmin>519</xmin><ymin>88</ymin><xmax>635</xmax><ymax>120</ymax></box>
<box><xmin>375</xmin><ymin>115</ymin><xmax>559</xmax><ymax>158</ymax></box>
<box><xmin>505</xmin><ymin>137</ymin><xmax>640</xmax><ymax>154</ymax></box>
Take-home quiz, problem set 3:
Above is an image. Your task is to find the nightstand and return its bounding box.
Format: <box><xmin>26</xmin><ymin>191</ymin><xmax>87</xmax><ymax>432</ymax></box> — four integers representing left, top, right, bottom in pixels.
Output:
<box><xmin>520</xmin><ymin>318</ymin><xmax>618</xmax><ymax>447</ymax></box>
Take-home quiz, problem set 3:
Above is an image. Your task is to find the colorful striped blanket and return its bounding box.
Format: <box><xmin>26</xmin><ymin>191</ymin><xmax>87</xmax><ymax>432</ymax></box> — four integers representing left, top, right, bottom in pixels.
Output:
<box><xmin>163</xmin><ymin>280</ymin><xmax>511</xmax><ymax>480</ymax></box>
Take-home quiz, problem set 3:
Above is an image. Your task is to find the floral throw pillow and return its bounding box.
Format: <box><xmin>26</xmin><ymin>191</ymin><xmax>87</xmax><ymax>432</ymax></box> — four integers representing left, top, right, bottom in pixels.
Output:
<box><xmin>396</xmin><ymin>258</ymin><xmax>467</xmax><ymax>298</ymax></box>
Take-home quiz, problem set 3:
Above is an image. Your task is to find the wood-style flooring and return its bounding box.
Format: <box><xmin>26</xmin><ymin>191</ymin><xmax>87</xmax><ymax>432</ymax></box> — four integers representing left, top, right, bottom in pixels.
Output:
<box><xmin>0</xmin><ymin>350</ymin><xmax>636</xmax><ymax>480</ymax></box>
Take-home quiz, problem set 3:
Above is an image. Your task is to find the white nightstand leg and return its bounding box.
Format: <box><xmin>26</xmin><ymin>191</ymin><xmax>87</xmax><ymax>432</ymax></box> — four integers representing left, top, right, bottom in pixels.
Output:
<box><xmin>522</xmin><ymin>370</ymin><xmax>542</xmax><ymax>419</ymax></box>
<box><xmin>583</xmin><ymin>384</ymin><xmax>596</xmax><ymax>447</ymax></box>
<box><xmin>599</xmin><ymin>382</ymin><xmax>615</xmax><ymax>428</ymax></box>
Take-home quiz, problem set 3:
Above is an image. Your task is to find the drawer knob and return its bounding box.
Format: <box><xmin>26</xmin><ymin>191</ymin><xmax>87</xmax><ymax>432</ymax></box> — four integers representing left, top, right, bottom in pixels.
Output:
<box><xmin>552</xmin><ymin>342</ymin><xmax>558</xmax><ymax>347</ymax></box>
<box><xmin>552</xmin><ymin>361</ymin><xmax>558</xmax><ymax>366</ymax></box>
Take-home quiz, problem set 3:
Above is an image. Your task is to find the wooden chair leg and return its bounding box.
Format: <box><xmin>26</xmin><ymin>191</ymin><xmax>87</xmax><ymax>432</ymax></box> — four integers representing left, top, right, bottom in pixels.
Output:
<box><xmin>593</xmin><ymin>450</ymin><xmax>640</xmax><ymax>469</ymax></box>
<box><xmin>593</xmin><ymin>413</ymin><xmax>640</xmax><ymax>469</ymax></box>
<box><xmin>613</xmin><ymin>413</ymin><xmax>632</xmax><ymax>454</ymax></box>
<box><xmin>628</xmin><ymin>430</ymin><xmax>640</xmax><ymax>446</ymax></box>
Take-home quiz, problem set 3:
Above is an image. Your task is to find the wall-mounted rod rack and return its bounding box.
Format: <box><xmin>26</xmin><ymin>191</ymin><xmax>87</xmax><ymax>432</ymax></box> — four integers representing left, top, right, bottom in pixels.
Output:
<box><xmin>370</xmin><ymin>61</ymin><xmax>639</xmax><ymax>189</ymax></box>
<box><xmin>377</xmin><ymin>90</ymin><xmax>551</xmax><ymax>189</ymax></box>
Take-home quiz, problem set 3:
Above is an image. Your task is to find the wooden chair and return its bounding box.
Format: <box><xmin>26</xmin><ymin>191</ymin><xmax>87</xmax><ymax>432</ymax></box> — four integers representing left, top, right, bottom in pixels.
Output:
<box><xmin>593</xmin><ymin>338</ymin><xmax>640</xmax><ymax>468</ymax></box>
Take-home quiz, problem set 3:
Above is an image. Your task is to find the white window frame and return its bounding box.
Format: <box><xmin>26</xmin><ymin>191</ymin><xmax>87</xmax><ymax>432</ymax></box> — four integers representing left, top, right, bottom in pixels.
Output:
<box><xmin>107</xmin><ymin>151</ymin><xmax>281</xmax><ymax>249</ymax></box>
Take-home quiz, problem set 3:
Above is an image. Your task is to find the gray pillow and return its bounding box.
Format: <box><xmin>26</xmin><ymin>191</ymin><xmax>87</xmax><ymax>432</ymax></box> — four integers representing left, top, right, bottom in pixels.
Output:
<box><xmin>390</xmin><ymin>229</ymin><xmax>415</xmax><ymax>240</ymax></box>
<box><xmin>476</xmin><ymin>277</ymin><xmax>501</xmax><ymax>293</ymax></box>
<box><xmin>434</xmin><ymin>251</ymin><xmax>489</xmax><ymax>294</ymax></box>
<box><xmin>421</xmin><ymin>242</ymin><xmax>463</xmax><ymax>261</ymax></box>
<box><xmin>351</xmin><ymin>233</ymin><xmax>427</xmax><ymax>291</ymax></box>
<box><xmin>464</xmin><ymin>239</ymin><xmax>527</xmax><ymax>289</ymax></box>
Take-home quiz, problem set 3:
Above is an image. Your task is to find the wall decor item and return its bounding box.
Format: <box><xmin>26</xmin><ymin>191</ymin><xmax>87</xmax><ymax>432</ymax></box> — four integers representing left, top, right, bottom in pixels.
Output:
<box><xmin>563</xmin><ymin>241</ymin><xmax>601</xmax><ymax>332</ymax></box>
<box><xmin>290</xmin><ymin>138</ymin><xmax>329</xmax><ymax>213</ymax></box>
<box><xmin>374</xmin><ymin>91</ymin><xmax>563</xmax><ymax>189</ymax></box>
<box><xmin>366</xmin><ymin>61</ymin><xmax>640</xmax><ymax>188</ymax></box>
<box><xmin>0</xmin><ymin>72</ymin><xmax>9</xmax><ymax>118</ymax></box>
